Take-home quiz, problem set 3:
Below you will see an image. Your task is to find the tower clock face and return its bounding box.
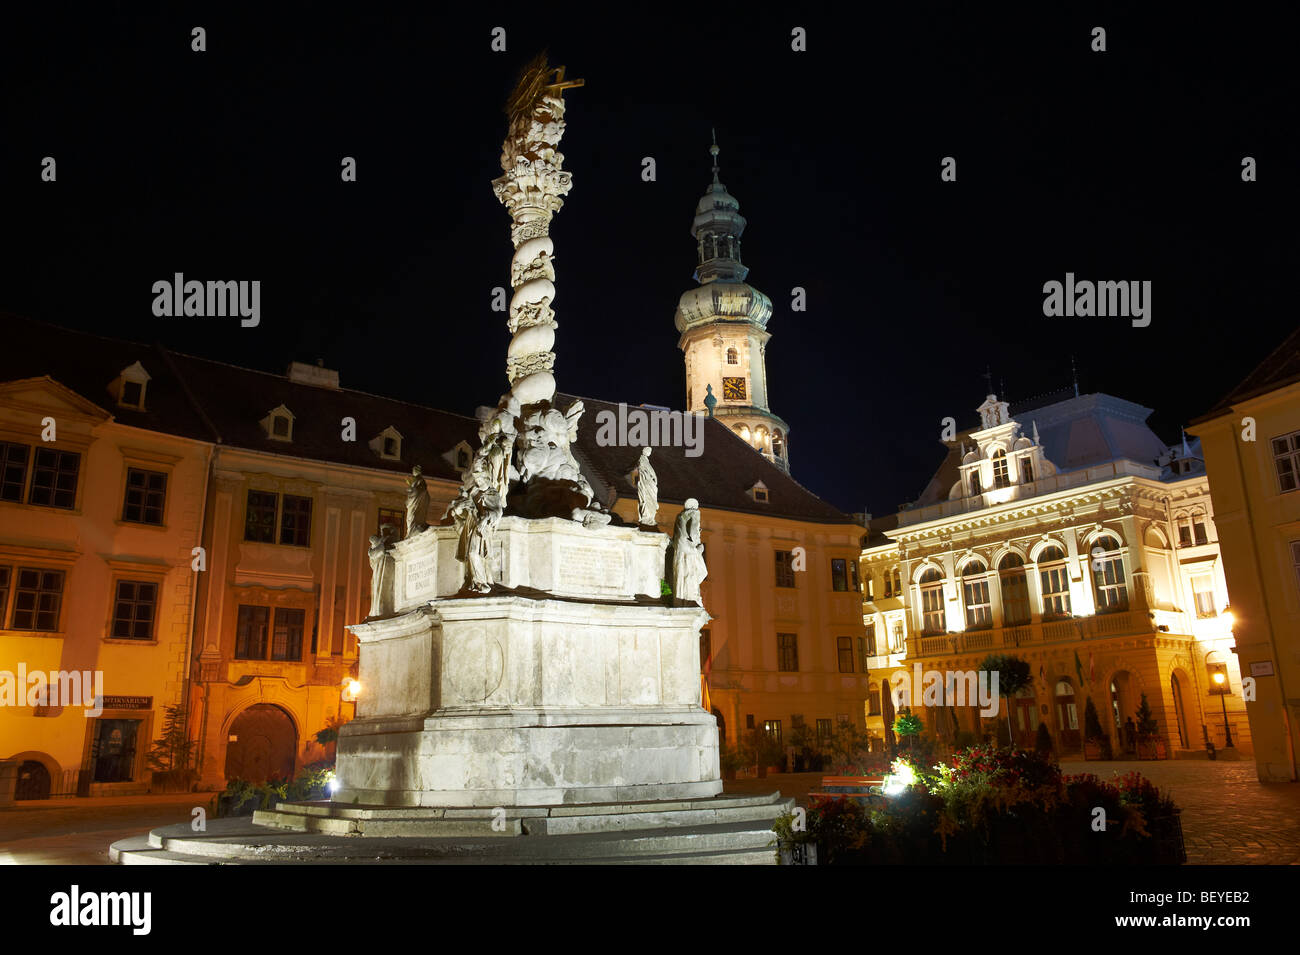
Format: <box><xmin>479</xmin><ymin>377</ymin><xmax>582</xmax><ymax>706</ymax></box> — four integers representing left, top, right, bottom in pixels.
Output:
<box><xmin>722</xmin><ymin>377</ymin><xmax>747</xmax><ymax>401</ymax></box>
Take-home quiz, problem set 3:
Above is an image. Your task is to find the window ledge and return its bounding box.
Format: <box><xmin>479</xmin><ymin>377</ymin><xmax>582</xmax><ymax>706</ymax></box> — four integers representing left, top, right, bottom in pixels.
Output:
<box><xmin>115</xmin><ymin>519</ymin><xmax>168</xmax><ymax>532</ymax></box>
<box><xmin>0</xmin><ymin>628</ymin><xmax>66</xmax><ymax>639</ymax></box>
<box><xmin>103</xmin><ymin>637</ymin><xmax>159</xmax><ymax>646</ymax></box>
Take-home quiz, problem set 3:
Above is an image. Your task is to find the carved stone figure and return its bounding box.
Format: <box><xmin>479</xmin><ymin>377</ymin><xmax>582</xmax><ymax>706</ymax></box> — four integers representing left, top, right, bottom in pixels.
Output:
<box><xmin>515</xmin><ymin>400</ymin><xmax>594</xmax><ymax>507</ymax></box>
<box><xmin>406</xmin><ymin>465</ymin><xmax>430</xmax><ymax>538</ymax></box>
<box><xmin>670</xmin><ymin>497</ymin><xmax>707</xmax><ymax>604</ymax></box>
<box><xmin>367</xmin><ymin>528</ymin><xmax>396</xmax><ymax>617</ymax></box>
<box><xmin>636</xmin><ymin>447</ymin><xmax>658</xmax><ymax>527</ymax></box>
<box><xmin>449</xmin><ymin>455</ymin><xmax>503</xmax><ymax>594</ymax></box>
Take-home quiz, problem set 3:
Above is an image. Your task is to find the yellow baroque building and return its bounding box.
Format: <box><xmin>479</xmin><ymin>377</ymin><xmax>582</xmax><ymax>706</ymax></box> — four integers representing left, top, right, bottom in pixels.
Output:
<box><xmin>0</xmin><ymin>325</ymin><xmax>215</xmax><ymax>797</ymax></box>
<box><xmin>860</xmin><ymin>391</ymin><xmax>1247</xmax><ymax>760</ymax></box>
<box><xmin>1189</xmin><ymin>325</ymin><xmax>1300</xmax><ymax>782</ymax></box>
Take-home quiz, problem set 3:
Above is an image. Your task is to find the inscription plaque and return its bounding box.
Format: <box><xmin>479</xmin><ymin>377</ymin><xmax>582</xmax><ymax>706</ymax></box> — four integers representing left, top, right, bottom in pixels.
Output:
<box><xmin>558</xmin><ymin>543</ymin><xmax>625</xmax><ymax>592</ymax></box>
<box><xmin>405</xmin><ymin>554</ymin><xmax>436</xmax><ymax>601</ymax></box>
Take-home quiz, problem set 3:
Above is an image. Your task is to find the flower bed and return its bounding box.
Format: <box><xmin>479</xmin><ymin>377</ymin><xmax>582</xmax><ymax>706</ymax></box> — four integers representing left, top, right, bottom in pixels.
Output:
<box><xmin>775</xmin><ymin>747</ymin><xmax>1184</xmax><ymax>865</ymax></box>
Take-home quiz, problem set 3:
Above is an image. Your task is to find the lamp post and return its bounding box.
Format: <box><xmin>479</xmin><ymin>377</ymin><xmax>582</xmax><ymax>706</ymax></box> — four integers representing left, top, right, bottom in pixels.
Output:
<box><xmin>1212</xmin><ymin>671</ymin><xmax>1234</xmax><ymax>748</ymax></box>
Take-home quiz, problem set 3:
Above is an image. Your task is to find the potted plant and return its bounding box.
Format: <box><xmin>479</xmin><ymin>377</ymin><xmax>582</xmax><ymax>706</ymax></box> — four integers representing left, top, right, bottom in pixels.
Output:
<box><xmin>892</xmin><ymin>708</ymin><xmax>924</xmax><ymax>751</ymax></box>
<box><xmin>746</xmin><ymin>727</ymin><xmax>783</xmax><ymax>779</ymax></box>
<box><xmin>1134</xmin><ymin>693</ymin><xmax>1166</xmax><ymax>759</ymax></box>
<box><xmin>1082</xmin><ymin>698</ymin><xmax>1113</xmax><ymax>760</ymax></box>
<box><xmin>718</xmin><ymin>741</ymin><xmax>746</xmax><ymax>781</ymax></box>
<box><xmin>147</xmin><ymin>703</ymin><xmax>198</xmax><ymax>793</ymax></box>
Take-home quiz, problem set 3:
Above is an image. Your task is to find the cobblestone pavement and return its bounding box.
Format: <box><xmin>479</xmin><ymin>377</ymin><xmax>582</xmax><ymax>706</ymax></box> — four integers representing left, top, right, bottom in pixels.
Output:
<box><xmin>725</xmin><ymin>759</ymin><xmax>1300</xmax><ymax>865</ymax></box>
<box><xmin>0</xmin><ymin>794</ymin><xmax>205</xmax><ymax>864</ymax></box>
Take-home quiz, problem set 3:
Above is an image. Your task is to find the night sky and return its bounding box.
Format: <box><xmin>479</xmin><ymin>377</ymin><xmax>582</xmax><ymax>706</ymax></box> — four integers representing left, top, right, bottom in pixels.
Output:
<box><xmin>2</xmin><ymin>7</ymin><xmax>1295</xmax><ymax>516</ymax></box>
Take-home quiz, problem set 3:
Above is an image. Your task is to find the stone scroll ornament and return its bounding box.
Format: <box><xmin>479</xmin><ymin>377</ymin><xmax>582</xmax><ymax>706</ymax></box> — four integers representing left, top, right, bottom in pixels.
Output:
<box><xmin>670</xmin><ymin>498</ymin><xmax>708</xmax><ymax>604</ymax></box>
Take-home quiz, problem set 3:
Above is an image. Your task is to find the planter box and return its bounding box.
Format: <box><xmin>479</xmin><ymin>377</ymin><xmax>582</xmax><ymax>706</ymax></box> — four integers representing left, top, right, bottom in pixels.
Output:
<box><xmin>150</xmin><ymin>769</ymin><xmax>197</xmax><ymax>794</ymax></box>
<box><xmin>1083</xmin><ymin>738</ymin><xmax>1113</xmax><ymax>760</ymax></box>
<box><xmin>1136</xmin><ymin>737</ymin><xmax>1168</xmax><ymax>760</ymax></box>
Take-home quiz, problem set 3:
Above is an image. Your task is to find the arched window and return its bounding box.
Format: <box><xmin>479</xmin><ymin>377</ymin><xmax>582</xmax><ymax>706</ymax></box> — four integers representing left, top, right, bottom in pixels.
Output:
<box><xmin>962</xmin><ymin>560</ymin><xmax>992</xmax><ymax>630</ymax></box>
<box><xmin>726</xmin><ymin>347</ymin><xmax>738</xmax><ymax>364</ymax></box>
<box><xmin>992</xmin><ymin>449</ymin><xmax>1010</xmax><ymax>488</ymax></box>
<box><xmin>772</xmin><ymin>430</ymin><xmax>784</xmax><ymax>459</ymax></box>
<box><xmin>998</xmin><ymin>553</ymin><xmax>1030</xmax><ymax>626</ymax></box>
<box><xmin>1175</xmin><ymin>511</ymin><xmax>1192</xmax><ymax>547</ymax></box>
<box><xmin>1038</xmin><ymin>545</ymin><xmax>1071</xmax><ymax>618</ymax></box>
<box><xmin>1090</xmin><ymin>534</ymin><xmax>1128</xmax><ymax>612</ymax></box>
<box><xmin>1190</xmin><ymin>508</ymin><xmax>1209</xmax><ymax>546</ymax></box>
<box><xmin>919</xmin><ymin>567</ymin><xmax>946</xmax><ymax>635</ymax></box>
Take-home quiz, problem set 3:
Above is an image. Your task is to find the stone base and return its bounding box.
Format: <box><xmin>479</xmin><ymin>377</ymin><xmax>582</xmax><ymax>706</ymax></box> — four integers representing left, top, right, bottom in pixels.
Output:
<box><xmin>108</xmin><ymin>792</ymin><xmax>794</xmax><ymax>865</ymax></box>
<box><xmin>337</xmin><ymin>706</ymin><xmax>722</xmax><ymax>807</ymax></box>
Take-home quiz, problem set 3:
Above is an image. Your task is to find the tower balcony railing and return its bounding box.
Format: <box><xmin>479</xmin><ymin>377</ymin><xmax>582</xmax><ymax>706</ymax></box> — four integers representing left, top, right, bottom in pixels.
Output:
<box><xmin>902</xmin><ymin>609</ymin><xmax>1158</xmax><ymax>660</ymax></box>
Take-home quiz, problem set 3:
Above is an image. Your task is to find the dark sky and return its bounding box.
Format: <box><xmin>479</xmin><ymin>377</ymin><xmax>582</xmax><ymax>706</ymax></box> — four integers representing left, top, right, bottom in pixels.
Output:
<box><xmin>2</xmin><ymin>7</ymin><xmax>1296</xmax><ymax>516</ymax></box>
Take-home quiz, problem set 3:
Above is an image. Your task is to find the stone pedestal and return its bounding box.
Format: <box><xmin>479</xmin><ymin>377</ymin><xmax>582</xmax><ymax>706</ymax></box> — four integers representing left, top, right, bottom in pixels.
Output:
<box><xmin>336</xmin><ymin>519</ymin><xmax>721</xmax><ymax>807</ymax></box>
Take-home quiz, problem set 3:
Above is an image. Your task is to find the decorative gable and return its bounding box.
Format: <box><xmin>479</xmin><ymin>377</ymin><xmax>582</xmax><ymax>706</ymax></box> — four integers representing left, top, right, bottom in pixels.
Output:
<box><xmin>442</xmin><ymin>440</ymin><xmax>473</xmax><ymax>474</ymax></box>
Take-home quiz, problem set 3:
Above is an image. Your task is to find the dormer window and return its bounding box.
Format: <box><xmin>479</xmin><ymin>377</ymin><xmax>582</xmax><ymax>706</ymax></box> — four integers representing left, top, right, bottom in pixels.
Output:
<box><xmin>368</xmin><ymin>426</ymin><xmax>403</xmax><ymax>462</ymax></box>
<box><xmin>110</xmin><ymin>361</ymin><xmax>151</xmax><ymax>410</ymax></box>
<box><xmin>457</xmin><ymin>449</ymin><xmax>470</xmax><ymax>469</ymax></box>
<box><xmin>750</xmin><ymin>481</ymin><xmax>769</xmax><ymax>503</ymax></box>
<box><xmin>260</xmin><ymin>405</ymin><xmax>295</xmax><ymax>442</ymax></box>
<box><xmin>992</xmin><ymin>449</ymin><xmax>1010</xmax><ymax>488</ymax></box>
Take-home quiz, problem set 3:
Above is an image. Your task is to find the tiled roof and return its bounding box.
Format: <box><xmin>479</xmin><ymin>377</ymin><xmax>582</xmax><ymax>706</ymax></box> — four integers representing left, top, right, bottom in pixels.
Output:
<box><xmin>1</xmin><ymin>314</ymin><xmax>854</xmax><ymax>524</ymax></box>
<box><xmin>562</xmin><ymin>394</ymin><xmax>854</xmax><ymax>524</ymax></box>
<box><xmin>1192</xmin><ymin>324</ymin><xmax>1300</xmax><ymax>423</ymax></box>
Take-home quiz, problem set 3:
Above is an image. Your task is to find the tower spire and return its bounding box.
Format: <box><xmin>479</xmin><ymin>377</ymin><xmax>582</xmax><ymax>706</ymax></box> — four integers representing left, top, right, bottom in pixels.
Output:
<box><xmin>710</xmin><ymin>128</ymin><xmax>720</xmax><ymax>184</ymax></box>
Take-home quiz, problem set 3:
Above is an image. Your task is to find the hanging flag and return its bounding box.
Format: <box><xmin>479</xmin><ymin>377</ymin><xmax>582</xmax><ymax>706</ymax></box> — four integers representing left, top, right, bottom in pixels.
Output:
<box><xmin>1074</xmin><ymin>650</ymin><xmax>1085</xmax><ymax>688</ymax></box>
<box><xmin>1088</xmin><ymin>651</ymin><xmax>1095</xmax><ymax>685</ymax></box>
<box><xmin>1038</xmin><ymin>663</ymin><xmax>1046</xmax><ymax>690</ymax></box>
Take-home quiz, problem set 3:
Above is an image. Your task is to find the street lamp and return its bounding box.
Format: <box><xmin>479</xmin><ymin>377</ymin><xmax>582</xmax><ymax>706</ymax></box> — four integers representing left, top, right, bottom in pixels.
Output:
<box><xmin>1212</xmin><ymin>671</ymin><xmax>1234</xmax><ymax>747</ymax></box>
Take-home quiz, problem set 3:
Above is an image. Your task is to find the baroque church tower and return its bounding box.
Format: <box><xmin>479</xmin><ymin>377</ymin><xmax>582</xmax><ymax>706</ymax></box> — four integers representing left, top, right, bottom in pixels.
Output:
<box><xmin>675</xmin><ymin>135</ymin><xmax>790</xmax><ymax>472</ymax></box>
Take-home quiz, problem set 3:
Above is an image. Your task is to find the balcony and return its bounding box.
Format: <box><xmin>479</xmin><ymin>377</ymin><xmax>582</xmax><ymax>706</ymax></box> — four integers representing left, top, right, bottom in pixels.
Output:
<box><xmin>896</xmin><ymin>459</ymin><xmax>1162</xmax><ymax>527</ymax></box>
<box><xmin>905</xmin><ymin>609</ymin><xmax>1157</xmax><ymax>659</ymax></box>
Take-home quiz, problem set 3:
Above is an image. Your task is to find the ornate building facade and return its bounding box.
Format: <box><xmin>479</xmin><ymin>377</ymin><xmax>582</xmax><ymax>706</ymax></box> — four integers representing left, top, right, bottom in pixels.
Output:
<box><xmin>675</xmin><ymin>138</ymin><xmax>790</xmax><ymax>472</ymax></box>
<box><xmin>1190</xmin><ymin>325</ymin><xmax>1300</xmax><ymax>782</ymax></box>
<box><xmin>859</xmin><ymin>391</ymin><xmax>1248</xmax><ymax>759</ymax></box>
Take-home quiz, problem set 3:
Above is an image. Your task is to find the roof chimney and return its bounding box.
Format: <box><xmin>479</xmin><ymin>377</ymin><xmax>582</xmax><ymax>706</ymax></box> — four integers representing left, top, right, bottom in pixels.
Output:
<box><xmin>287</xmin><ymin>361</ymin><xmax>340</xmax><ymax>389</ymax></box>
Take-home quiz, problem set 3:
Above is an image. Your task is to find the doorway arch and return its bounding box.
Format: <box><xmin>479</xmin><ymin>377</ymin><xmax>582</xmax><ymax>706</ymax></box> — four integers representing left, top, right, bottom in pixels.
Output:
<box><xmin>224</xmin><ymin>703</ymin><xmax>297</xmax><ymax>784</ymax></box>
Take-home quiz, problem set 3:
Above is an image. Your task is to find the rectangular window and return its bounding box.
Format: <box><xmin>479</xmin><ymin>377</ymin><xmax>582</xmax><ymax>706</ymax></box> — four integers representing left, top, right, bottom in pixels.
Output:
<box><xmin>857</xmin><ymin>636</ymin><xmax>866</xmax><ymax>671</ymax></box>
<box><xmin>763</xmin><ymin>719</ymin><xmax>782</xmax><ymax>747</ymax></box>
<box><xmin>378</xmin><ymin>507</ymin><xmax>405</xmax><ymax>539</ymax></box>
<box><xmin>1021</xmin><ymin>457</ymin><xmax>1034</xmax><ymax>483</ymax></box>
<box><xmin>0</xmin><ymin>441</ymin><xmax>30</xmax><ymax>502</ymax></box>
<box><xmin>891</xmin><ymin>620</ymin><xmax>904</xmax><ymax>652</ymax></box>
<box><xmin>28</xmin><ymin>448</ymin><xmax>80</xmax><ymax>509</ymax></box>
<box><xmin>271</xmin><ymin>608</ymin><xmax>305</xmax><ymax>661</ymax></box>
<box><xmin>1191</xmin><ymin>575</ymin><xmax>1216</xmax><ymax>617</ymax></box>
<box><xmin>964</xmin><ymin>577</ymin><xmax>992</xmax><ymax>629</ymax></box>
<box><xmin>864</xmin><ymin>573</ymin><xmax>875</xmax><ymax>601</ymax></box>
<box><xmin>122</xmin><ymin>467</ymin><xmax>167</xmax><ymax>525</ymax></box>
<box><xmin>831</xmin><ymin>558</ymin><xmax>848</xmax><ymax>591</ymax></box>
<box><xmin>1192</xmin><ymin>516</ymin><xmax>1208</xmax><ymax>546</ymax></box>
<box><xmin>1092</xmin><ymin>556</ymin><xmax>1128</xmax><ymax>612</ymax></box>
<box><xmin>816</xmin><ymin>718</ymin><xmax>833</xmax><ymax>739</ymax></box>
<box><xmin>1273</xmin><ymin>431</ymin><xmax>1300</xmax><ymax>492</ymax></box>
<box><xmin>0</xmin><ymin>566</ymin><xmax>9</xmax><ymax>619</ymax></box>
<box><xmin>235</xmin><ymin>605</ymin><xmax>270</xmax><ymax>659</ymax></box>
<box><xmin>245</xmin><ymin>491</ymin><xmax>278</xmax><ymax>542</ymax></box>
<box><xmin>279</xmin><ymin>494</ymin><xmax>312</xmax><ymax>547</ymax></box>
<box><xmin>992</xmin><ymin>454</ymin><xmax>1010</xmax><ymax>489</ymax></box>
<box><xmin>869</xmin><ymin>691</ymin><xmax>882</xmax><ymax>716</ymax></box>
<box><xmin>777</xmin><ymin>632</ymin><xmax>798</xmax><ymax>672</ymax></box>
<box><xmin>921</xmin><ymin>584</ymin><xmax>946</xmax><ymax>635</ymax></box>
<box><xmin>111</xmin><ymin>580</ymin><xmax>157</xmax><ymax>640</ymax></box>
<box><xmin>864</xmin><ymin>621</ymin><xmax>876</xmax><ymax>656</ymax></box>
<box><xmin>1040</xmin><ymin>565</ymin><xmax>1072</xmax><ymax>618</ymax></box>
<box><xmin>745</xmin><ymin>714</ymin><xmax>755</xmax><ymax>730</ymax></box>
<box><xmin>837</xmin><ymin>636</ymin><xmax>854</xmax><ymax>673</ymax></box>
<box><xmin>1178</xmin><ymin>519</ymin><xmax>1192</xmax><ymax>547</ymax></box>
<box><xmin>849</xmin><ymin>561</ymin><xmax>860</xmax><ymax>592</ymax></box>
<box><xmin>774</xmin><ymin>550</ymin><xmax>795</xmax><ymax>588</ymax></box>
<box><xmin>11</xmin><ymin>567</ymin><xmax>64</xmax><ymax>630</ymax></box>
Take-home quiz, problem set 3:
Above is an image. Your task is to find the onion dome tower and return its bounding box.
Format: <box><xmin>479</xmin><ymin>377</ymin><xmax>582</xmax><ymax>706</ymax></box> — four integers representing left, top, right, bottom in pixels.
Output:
<box><xmin>675</xmin><ymin>132</ymin><xmax>789</xmax><ymax>472</ymax></box>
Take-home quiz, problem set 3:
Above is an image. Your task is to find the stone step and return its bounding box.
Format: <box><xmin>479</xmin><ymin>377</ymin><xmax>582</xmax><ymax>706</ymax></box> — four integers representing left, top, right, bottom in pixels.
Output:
<box><xmin>122</xmin><ymin>815</ymin><xmax>782</xmax><ymax>864</ymax></box>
